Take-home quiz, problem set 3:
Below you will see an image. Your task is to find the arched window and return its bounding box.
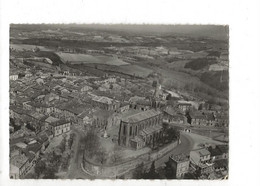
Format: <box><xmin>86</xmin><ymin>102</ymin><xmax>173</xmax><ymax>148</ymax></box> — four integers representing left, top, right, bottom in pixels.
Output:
<box><xmin>135</xmin><ymin>125</ymin><xmax>138</xmax><ymax>135</ymax></box>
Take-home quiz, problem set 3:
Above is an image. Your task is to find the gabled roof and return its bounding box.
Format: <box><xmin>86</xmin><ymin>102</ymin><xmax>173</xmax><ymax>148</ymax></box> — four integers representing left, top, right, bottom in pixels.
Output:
<box><xmin>78</xmin><ymin>111</ymin><xmax>91</xmax><ymax>119</ymax></box>
<box><xmin>122</xmin><ymin>109</ymin><xmax>162</xmax><ymax>123</ymax></box>
<box><xmin>192</xmin><ymin>148</ymin><xmax>211</xmax><ymax>157</ymax></box>
<box><xmin>130</xmin><ymin>136</ymin><xmax>144</xmax><ymax>143</ymax></box>
<box><xmin>92</xmin><ymin>96</ymin><xmax>118</xmax><ymax>104</ymax></box>
<box><xmin>44</xmin><ymin>116</ymin><xmax>59</xmax><ymax>123</ymax></box>
<box><xmin>140</xmin><ymin>125</ymin><xmax>162</xmax><ymax>135</ymax></box>
<box><xmin>49</xmin><ymin>120</ymin><xmax>70</xmax><ymax>127</ymax></box>
<box><xmin>93</xmin><ymin>109</ymin><xmax>113</xmax><ymax>119</ymax></box>
<box><xmin>188</xmin><ymin>111</ymin><xmax>207</xmax><ymax>120</ymax></box>
<box><xmin>170</xmin><ymin>153</ymin><xmax>189</xmax><ymax>162</ymax></box>
<box><xmin>27</xmin><ymin>142</ymin><xmax>42</xmax><ymax>154</ymax></box>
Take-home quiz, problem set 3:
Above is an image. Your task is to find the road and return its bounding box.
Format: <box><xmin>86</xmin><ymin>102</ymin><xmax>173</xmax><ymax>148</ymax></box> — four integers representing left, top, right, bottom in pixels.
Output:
<box><xmin>66</xmin><ymin>127</ymin><xmax>95</xmax><ymax>179</ymax></box>
<box><xmin>119</xmin><ymin>132</ymin><xmax>194</xmax><ymax>178</ymax></box>
<box><xmin>155</xmin><ymin>132</ymin><xmax>194</xmax><ymax>168</ymax></box>
<box><xmin>66</xmin><ymin>130</ymin><xmax>194</xmax><ymax>179</ymax></box>
<box><xmin>66</xmin><ymin>128</ymin><xmax>220</xmax><ymax>179</ymax></box>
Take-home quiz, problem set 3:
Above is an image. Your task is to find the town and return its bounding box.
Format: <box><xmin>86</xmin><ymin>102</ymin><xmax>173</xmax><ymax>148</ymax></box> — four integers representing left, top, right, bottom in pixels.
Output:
<box><xmin>9</xmin><ymin>24</ymin><xmax>229</xmax><ymax>179</ymax></box>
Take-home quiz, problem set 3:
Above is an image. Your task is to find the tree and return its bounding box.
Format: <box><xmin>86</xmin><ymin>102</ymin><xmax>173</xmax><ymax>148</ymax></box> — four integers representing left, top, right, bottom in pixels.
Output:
<box><xmin>68</xmin><ymin>133</ymin><xmax>75</xmax><ymax>149</ymax></box>
<box><xmin>164</xmin><ymin>161</ymin><xmax>175</xmax><ymax>179</ymax></box>
<box><xmin>10</xmin><ymin>118</ymin><xmax>15</xmax><ymax>126</ymax></box>
<box><xmin>59</xmin><ymin>137</ymin><xmax>66</xmax><ymax>153</ymax></box>
<box><xmin>34</xmin><ymin>160</ymin><xmax>46</xmax><ymax>178</ymax></box>
<box><xmin>163</xmin><ymin>127</ymin><xmax>180</xmax><ymax>144</ymax></box>
<box><xmin>143</xmin><ymin>161</ymin><xmax>160</xmax><ymax>179</ymax></box>
<box><xmin>109</xmin><ymin>84</ymin><xmax>114</xmax><ymax>89</ymax></box>
<box><xmin>166</xmin><ymin>93</ymin><xmax>172</xmax><ymax>100</ymax></box>
<box><xmin>110</xmin><ymin>146</ymin><xmax>122</xmax><ymax>164</ymax></box>
<box><xmin>43</xmin><ymin>167</ymin><xmax>56</xmax><ymax>179</ymax></box>
<box><xmin>61</xmin><ymin>154</ymin><xmax>70</xmax><ymax>171</ymax></box>
<box><xmin>82</xmin><ymin>129</ymin><xmax>100</xmax><ymax>158</ymax></box>
<box><xmin>95</xmin><ymin>148</ymin><xmax>108</xmax><ymax>165</ymax></box>
<box><xmin>152</xmin><ymin>80</ymin><xmax>157</xmax><ymax>88</ymax></box>
<box><xmin>162</xmin><ymin>122</ymin><xmax>169</xmax><ymax>132</ymax></box>
<box><xmin>116</xmin><ymin>77</ymin><xmax>121</xmax><ymax>83</ymax></box>
<box><xmin>132</xmin><ymin>162</ymin><xmax>145</xmax><ymax>179</ymax></box>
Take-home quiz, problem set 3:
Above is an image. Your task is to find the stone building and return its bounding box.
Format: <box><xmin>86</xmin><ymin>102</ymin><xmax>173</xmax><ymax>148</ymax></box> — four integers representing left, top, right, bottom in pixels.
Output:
<box><xmin>168</xmin><ymin>154</ymin><xmax>190</xmax><ymax>179</ymax></box>
<box><xmin>163</xmin><ymin>106</ymin><xmax>187</xmax><ymax>124</ymax></box>
<box><xmin>118</xmin><ymin>109</ymin><xmax>163</xmax><ymax>150</ymax></box>
<box><xmin>187</xmin><ymin>111</ymin><xmax>217</xmax><ymax>127</ymax></box>
<box><xmin>92</xmin><ymin>96</ymin><xmax>120</xmax><ymax>112</ymax></box>
<box><xmin>177</xmin><ymin>103</ymin><xmax>192</xmax><ymax>112</ymax></box>
<box><xmin>49</xmin><ymin>120</ymin><xmax>71</xmax><ymax>137</ymax></box>
<box><xmin>187</xmin><ymin>111</ymin><xmax>207</xmax><ymax>126</ymax></box>
<box><xmin>10</xmin><ymin>153</ymin><xmax>30</xmax><ymax>179</ymax></box>
<box><xmin>190</xmin><ymin>148</ymin><xmax>214</xmax><ymax>175</ymax></box>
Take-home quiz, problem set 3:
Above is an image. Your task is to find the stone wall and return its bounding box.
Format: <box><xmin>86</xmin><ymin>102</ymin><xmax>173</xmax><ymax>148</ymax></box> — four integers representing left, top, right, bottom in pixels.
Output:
<box><xmin>83</xmin><ymin>141</ymin><xmax>178</xmax><ymax>178</ymax></box>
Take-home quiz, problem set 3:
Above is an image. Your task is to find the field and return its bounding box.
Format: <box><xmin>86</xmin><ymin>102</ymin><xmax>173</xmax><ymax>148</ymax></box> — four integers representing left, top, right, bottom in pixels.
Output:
<box><xmin>97</xmin><ymin>64</ymin><xmax>153</xmax><ymax>78</ymax></box>
<box><xmin>166</xmin><ymin>60</ymin><xmax>190</xmax><ymax>69</ymax></box>
<box><xmin>10</xmin><ymin>44</ymin><xmax>51</xmax><ymax>51</ymax></box>
<box><xmin>56</xmin><ymin>52</ymin><xmax>129</xmax><ymax>66</ymax></box>
<box><xmin>116</xmin><ymin>65</ymin><xmax>153</xmax><ymax>77</ymax></box>
<box><xmin>184</xmin><ymin>58</ymin><xmax>217</xmax><ymax>71</ymax></box>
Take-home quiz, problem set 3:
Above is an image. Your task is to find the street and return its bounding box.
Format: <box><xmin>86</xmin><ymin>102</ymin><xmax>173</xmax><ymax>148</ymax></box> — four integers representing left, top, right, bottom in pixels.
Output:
<box><xmin>65</xmin><ymin>127</ymin><xmax>223</xmax><ymax>179</ymax></box>
<box><xmin>66</xmin><ymin>126</ymin><xmax>94</xmax><ymax>179</ymax></box>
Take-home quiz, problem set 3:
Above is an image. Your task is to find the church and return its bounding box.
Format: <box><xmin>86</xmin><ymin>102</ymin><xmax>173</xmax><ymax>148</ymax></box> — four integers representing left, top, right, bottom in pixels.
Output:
<box><xmin>118</xmin><ymin>109</ymin><xmax>164</xmax><ymax>149</ymax></box>
<box><xmin>118</xmin><ymin>79</ymin><xmax>164</xmax><ymax>150</ymax></box>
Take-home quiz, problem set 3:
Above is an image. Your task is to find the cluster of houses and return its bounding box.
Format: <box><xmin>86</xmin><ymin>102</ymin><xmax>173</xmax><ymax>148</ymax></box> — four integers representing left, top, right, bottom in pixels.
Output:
<box><xmin>9</xmin><ymin>64</ymin><xmax>145</xmax><ymax>178</ymax></box>
<box><xmin>167</xmin><ymin>144</ymin><xmax>228</xmax><ymax>179</ymax></box>
<box><xmin>9</xmin><ymin>55</ymin><xmax>228</xmax><ymax>179</ymax></box>
<box><xmin>163</xmin><ymin>101</ymin><xmax>228</xmax><ymax>128</ymax></box>
<box><xmin>10</xmin><ymin>129</ymin><xmax>50</xmax><ymax>178</ymax></box>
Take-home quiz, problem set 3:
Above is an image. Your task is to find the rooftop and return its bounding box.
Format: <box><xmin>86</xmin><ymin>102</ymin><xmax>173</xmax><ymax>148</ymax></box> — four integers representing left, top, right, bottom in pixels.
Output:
<box><xmin>164</xmin><ymin>106</ymin><xmax>182</xmax><ymax>116</ymax></box>
<box><xmin>93</xmin><ymin>109</ymin><xmax>113</xmax><ymax>119</ymax></box>
<box><xmin>140</xmin><ymin>125</ymin><xmax>163</xmax><ymax>135</ymax></box>
<box><xmin>78</xmin><ymin>111</ymin><xmax>91</xmax><ymax>119</ymax></box>
<box><xmin>92</xmin><ymin>96</ymin><xmax>118</xmax><ymax>105</ymax></box>
<box><xmin>122</xmin><ymin>109</ymin><xmax>162</xmax><ymax>123</ymax></box>
<box><xmin>27</xmin><ymin>142</ymin><xmax>42</xmax><ymax>154</ymax></box>
<box><xmin>49</xmin><ymin>120</ymin><xmax>70</xmax><ymax>127</ymax></box>
<box><xmin>45</xmin><ymin>116</ymin><xmax>60</xmax><ymax>123</ymax></box>
<box><xmin>170</xmin><ymin>153</ymin><xmax>190</xmax><ymax>162</ymax></box>
<box><xmin>189</xmin><ymin>111</ymin><xmax>207</xmax><ymax>120</ymax></box>
<box><xmin>26</xmin><ymin>111</ymin><xmax>45</xmax><ymax>120</ymax></box>
<box><xmin>130</xmin><ymin>136</ymin><xmax>144</xmax><ymax>143</ymax></box>
<box><xmin>192</xmin><ymin>148</ymin><xmax>211</xmax><ymax>157</ymax></box>
<box><xmin>10</xmin><ymin>154</ymin><xmax>28</xmax><ymax>169</ymax></box>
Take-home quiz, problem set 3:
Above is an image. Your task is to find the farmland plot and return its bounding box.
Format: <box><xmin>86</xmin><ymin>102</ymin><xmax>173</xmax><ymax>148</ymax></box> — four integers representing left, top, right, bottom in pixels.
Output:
<box><xmin>10</xmin><ymin>44</ymin><xmax>52</xmax><ymax>51</ymax></box>
<box><xmin>56</xmin><ymin>52</ymin><xmax>129</xmax><ymax>66</ymax></box>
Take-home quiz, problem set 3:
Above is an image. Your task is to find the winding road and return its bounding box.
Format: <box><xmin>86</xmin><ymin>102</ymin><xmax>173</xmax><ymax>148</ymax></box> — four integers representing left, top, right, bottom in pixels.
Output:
<box><xmin>66</xmin><ymin>129</ymin><xmax>194</xmax><ymax>179</ymax></box>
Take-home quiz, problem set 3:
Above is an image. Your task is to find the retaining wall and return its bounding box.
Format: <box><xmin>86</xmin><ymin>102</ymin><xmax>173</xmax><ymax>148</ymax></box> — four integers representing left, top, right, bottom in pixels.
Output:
<box><xmin>83</xmin><ymin>141</ymin><xmax>178</xmax><ymax>178</ymax></box>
